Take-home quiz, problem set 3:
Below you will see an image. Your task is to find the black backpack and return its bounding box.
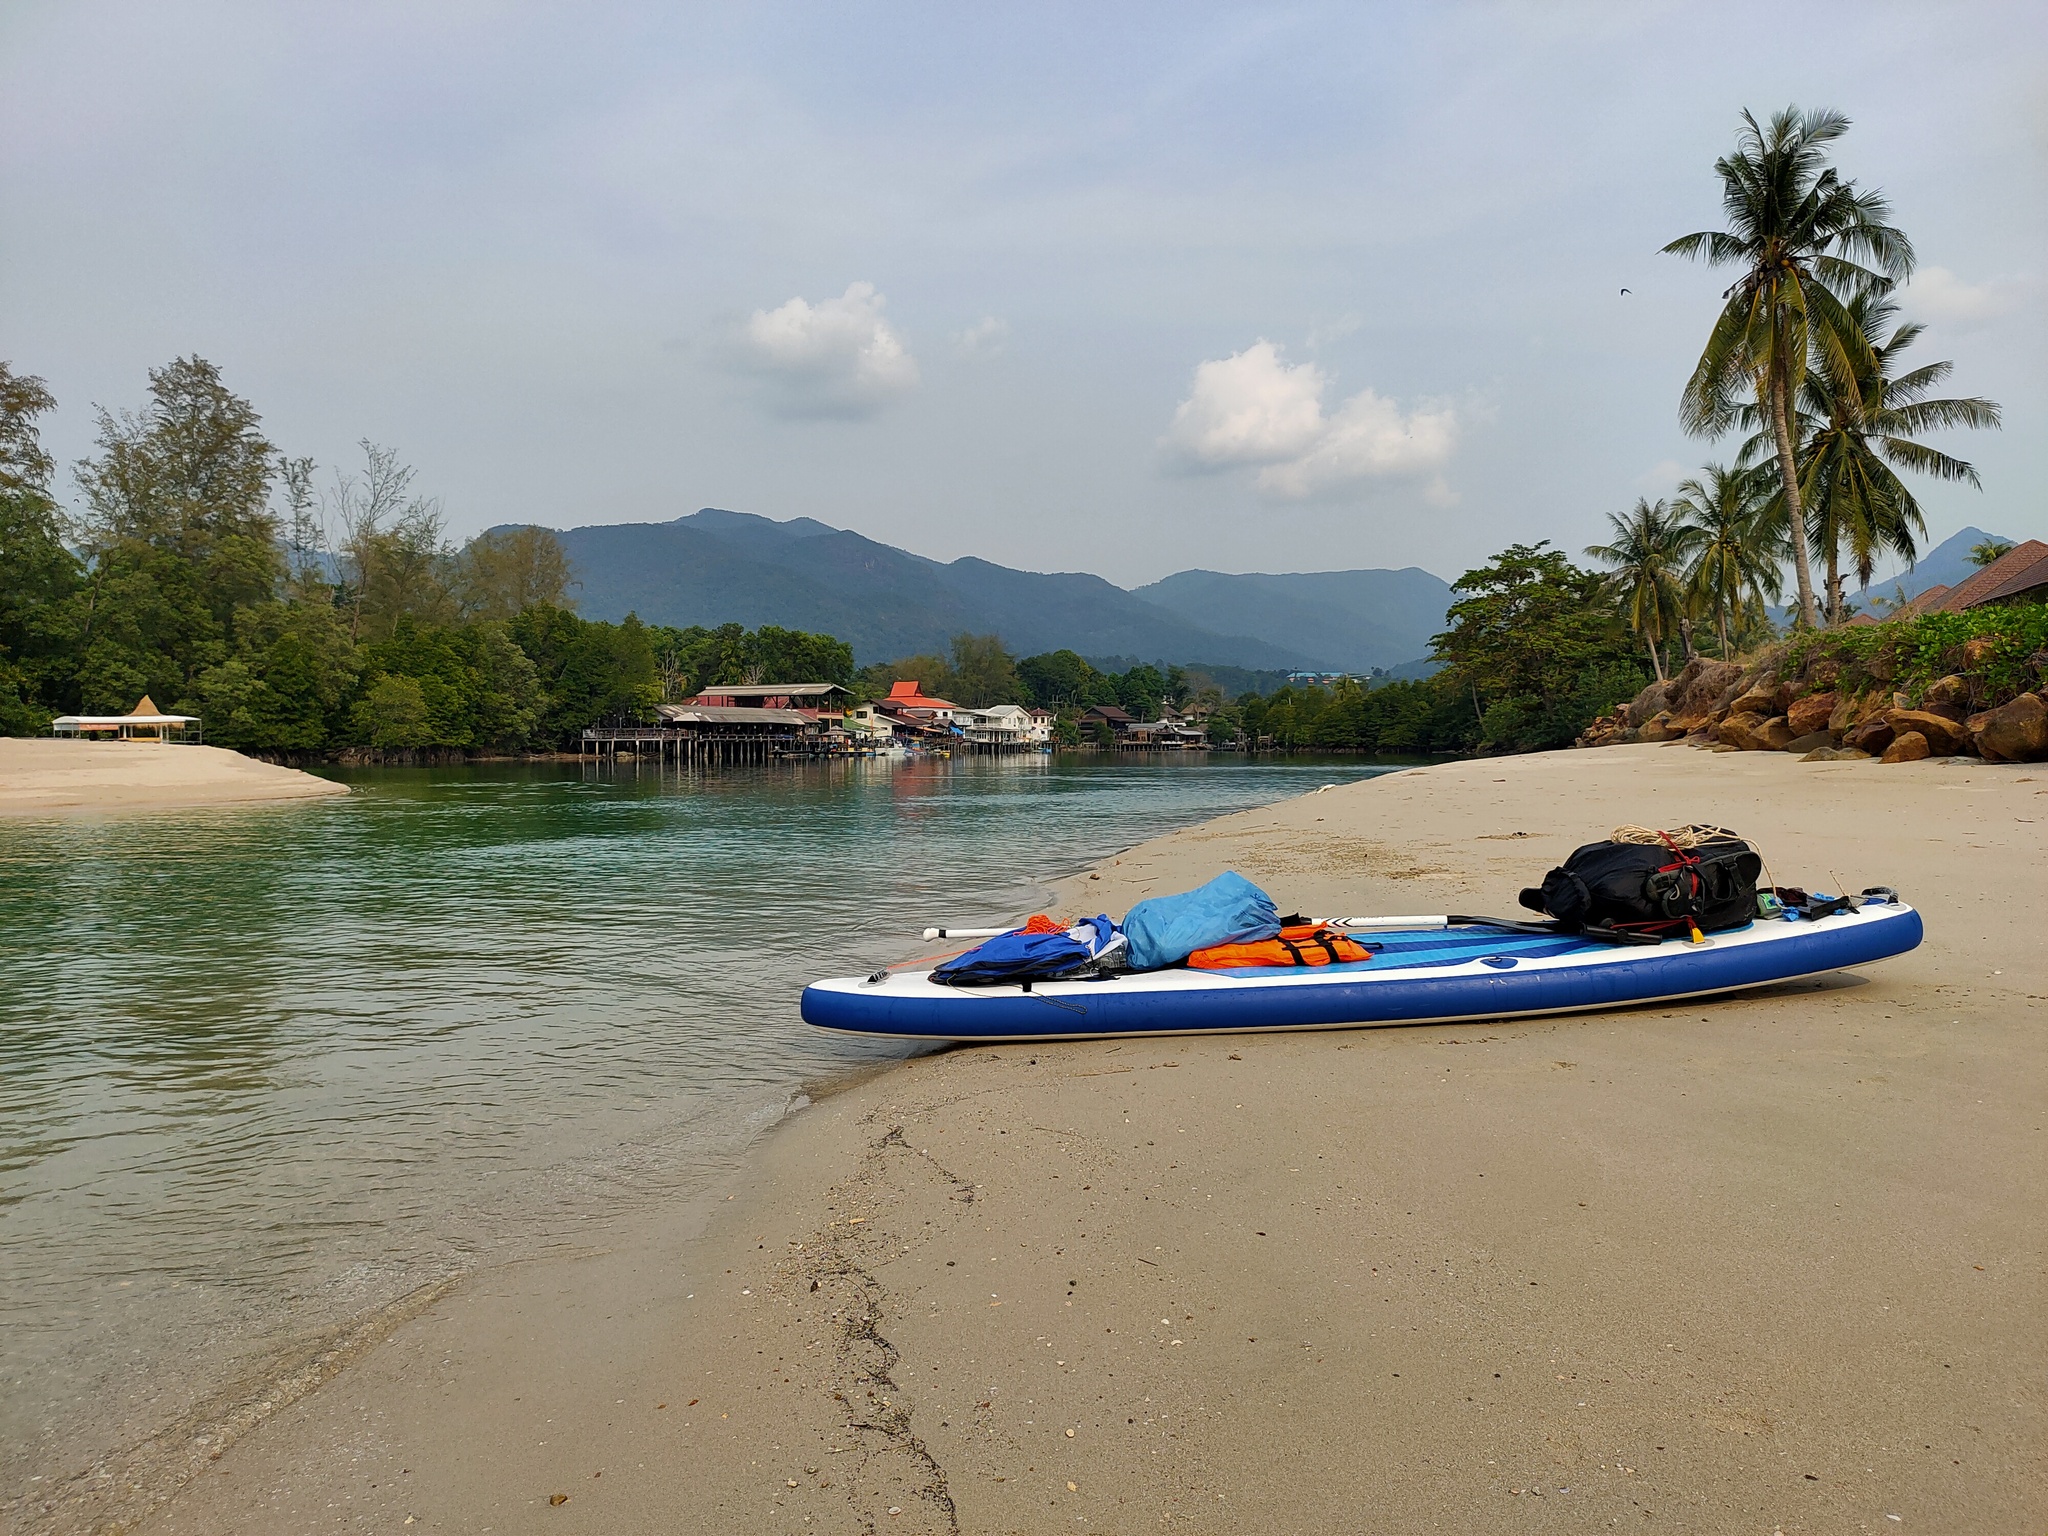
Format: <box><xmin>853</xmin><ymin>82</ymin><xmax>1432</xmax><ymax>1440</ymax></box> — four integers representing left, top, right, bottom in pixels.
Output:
<box><xmin>1520</xmin><ymin>831</ymin><xmax>1762</xmax><ymax>938</ymax></box>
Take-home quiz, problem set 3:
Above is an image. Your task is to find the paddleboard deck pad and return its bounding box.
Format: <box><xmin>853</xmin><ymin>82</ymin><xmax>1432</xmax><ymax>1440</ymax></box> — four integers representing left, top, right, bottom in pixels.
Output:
<box><xmin>801</xmin><ymin>900</ymin><xmax>1923</xmax><ymax>1042</ymax></box>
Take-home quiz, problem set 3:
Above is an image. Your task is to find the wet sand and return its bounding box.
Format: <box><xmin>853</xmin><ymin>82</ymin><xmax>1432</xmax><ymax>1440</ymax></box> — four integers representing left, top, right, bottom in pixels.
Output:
<box><xmin>107</xmin><ymin>744</ymin><xmax>2045</xmax><ymax>1535</ymax></box>
<box><xmin>0</xmin><ymin>739</ymin><xmax>347</xmax><ymax>815</ymax></box>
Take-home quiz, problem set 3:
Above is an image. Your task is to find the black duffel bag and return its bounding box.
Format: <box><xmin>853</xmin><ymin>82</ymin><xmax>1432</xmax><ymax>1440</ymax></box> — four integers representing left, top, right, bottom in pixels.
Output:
<box><xmin>1519</xmin><ymin>829</ymin><xmax>1762</xmax><ymax>937</ymax></box>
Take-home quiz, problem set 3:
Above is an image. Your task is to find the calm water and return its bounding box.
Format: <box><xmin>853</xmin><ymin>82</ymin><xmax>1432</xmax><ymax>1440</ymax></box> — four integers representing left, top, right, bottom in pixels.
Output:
<box><xmin>0</xmin><ymin>753</ymin><xmax>1410</xmax><ymax>1501</ymax></box>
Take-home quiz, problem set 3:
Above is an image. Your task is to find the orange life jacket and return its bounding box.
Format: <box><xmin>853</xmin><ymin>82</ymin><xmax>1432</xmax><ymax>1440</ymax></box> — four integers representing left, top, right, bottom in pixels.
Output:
<box><xmin>1186</xmin><ymin>923</ymin><xmax>1373</xmax><ymax>969</ymax></box>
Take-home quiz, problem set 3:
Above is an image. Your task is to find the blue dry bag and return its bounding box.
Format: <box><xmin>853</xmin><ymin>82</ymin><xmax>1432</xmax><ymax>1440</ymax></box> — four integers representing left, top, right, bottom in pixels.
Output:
<box><xmin>1122</xmin><ymin>871</ymin><xmax>1280</xmax><ymax>971</ymax></box>
<box><xmin>931</xmin><ymin>916</ymin><xmax>1123</xmax><ymax>987</ymax></box>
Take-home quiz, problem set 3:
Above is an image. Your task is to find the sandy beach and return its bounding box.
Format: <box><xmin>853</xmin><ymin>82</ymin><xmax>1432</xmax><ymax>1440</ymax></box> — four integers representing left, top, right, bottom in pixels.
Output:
<box><xmin>0</xmin><ymin>739</ymin><xmax>348</xmax><ymax>815</ymax></box>
<box><xmin>89</xmin><ymin>744</ymin><xmax>2046</xmax><ymax>1535</ymax></box>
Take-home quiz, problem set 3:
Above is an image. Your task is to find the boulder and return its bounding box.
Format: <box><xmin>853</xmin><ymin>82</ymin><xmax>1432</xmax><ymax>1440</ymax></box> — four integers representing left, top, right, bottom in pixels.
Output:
<box><xmin>1784</xmin><ymin>731</ymin><xmax>1832</xmax><ymax>755</ymax></box>
<box><xmin>1800</xmin><ymin>656</ymin><xmax>1844</xmax><ymax>690</ymax></box>
<box><xmin>1713</xmin><ymin>713</ymin><xmax>1769</xmax><ymax>751</ymax></box>
<box><xmin>1664</xmin><ymin>659</ymin><xmax>1744</xmax><ymax>727</ymax></box>
<box><xmin>1923</xmin><ymin>674</ymin><xmax>1973</xmax><ymax>711</ymax></box>
<box><xmin>1974</xmin><ymin>692</ymin><xmax>2048</xmax><ymax>763</ymax></box>
<box><xmin>1962</xmin><ymin>636</ymin><xmax>1998</xmax><ymax>671</ymax></box>
<box><xmin>1844</xmin><ymin>718</ymin><xmax>1896</xmax><ymax>755</ymax></box>
<box><xmin>1801</xmin><ymin>746</ymin><xmax>1872</xmax><ymax>762</ymax></box>
<box><xmin>1625</xmin><ymin>680</ymin><xmax>1672</xmax><ymax>727</ymax></box>
<box><xmin>1754</xmin><ymin>716</ymin><xmax>1798</xmax><ymax>752</ymax></box>
<box><xmin>1827</xmin><ymin>693</ymin><xmax>1863</xmax><ymax>738</ymax></box>
<box><xmin>1728</xmin><ymin>679</ymin><xmax>1791</xmax><ymax>719</ymax></box>
<box><xmin>1885</xmin><ymin>708</ymin><xmax>1969</xmax><ymax>756</ymax></box>
<box><xmin>1786</xmin><ymin>690</ymin><xmax>1838</xmax><ymax>737</ymax></box>
<box><xmin>1881</xmin><ymin>731</ymin><xmax>1931</xmax><ymax>764</ymax></box>
<box><xmin>1638</xmin><ymin>711</ymin><xmax>1680</xmax><ymax>743</ymax></box>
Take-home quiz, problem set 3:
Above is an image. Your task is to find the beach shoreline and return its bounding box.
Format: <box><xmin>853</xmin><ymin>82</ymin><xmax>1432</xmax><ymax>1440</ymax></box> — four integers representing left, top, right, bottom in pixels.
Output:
<box><xmin>96</xmin><ymin>745</ymin><xmax>2048</xmax><ymax>1535</ymax></box>
<box><xmin>0</xmin><ymin>739</ymin><xmax>348</xmax><ymax>816</ymax></box>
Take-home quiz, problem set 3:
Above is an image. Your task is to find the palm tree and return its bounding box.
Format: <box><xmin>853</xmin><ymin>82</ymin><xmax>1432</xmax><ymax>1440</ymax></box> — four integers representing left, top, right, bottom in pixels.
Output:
<box><xmin>1740</xmin><ymin>292</ymin><xmax>2001</xmax><ymax>621</ymax></box>
<box><xmin>1664</xmin><ymin>106</ymin><xmax>1914</xmax><ymax>629</ymax></box>
<box><xmin>1587</xmin><ymin>498</ymin><xmax>1697</xmax><ymax>681</ymax></box>
<box><xmin>1672</xmin><ymin>462</ymin><xmax>1783</xmax><ymax>656</ymax></box>
<box><xmin>1970</xmin><ymin>539</ymin><xmax>2015</xmax><ymax>568</ymax></box>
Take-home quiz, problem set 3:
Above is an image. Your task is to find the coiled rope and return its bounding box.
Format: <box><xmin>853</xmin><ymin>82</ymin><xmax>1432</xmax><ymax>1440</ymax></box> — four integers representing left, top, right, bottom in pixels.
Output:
<box><xmin>1609</xmin><ymin>823</ymin><xmax>1737</xmax><ymax>848</ymax></box>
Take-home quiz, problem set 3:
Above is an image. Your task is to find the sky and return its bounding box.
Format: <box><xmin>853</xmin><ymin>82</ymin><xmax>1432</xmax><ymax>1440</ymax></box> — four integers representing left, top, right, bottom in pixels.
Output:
<box><xmin>2</xmin><ymin>1</ymin><xmax>2042</xmax><ymax>588</ymax></box>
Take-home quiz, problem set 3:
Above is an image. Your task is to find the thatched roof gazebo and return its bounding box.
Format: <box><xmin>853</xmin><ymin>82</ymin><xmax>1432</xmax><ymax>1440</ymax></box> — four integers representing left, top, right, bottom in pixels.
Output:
<box><xmin>52</xmin><ymin>695</ymin><xmax>202</xmax><ymax>742</ymax></box>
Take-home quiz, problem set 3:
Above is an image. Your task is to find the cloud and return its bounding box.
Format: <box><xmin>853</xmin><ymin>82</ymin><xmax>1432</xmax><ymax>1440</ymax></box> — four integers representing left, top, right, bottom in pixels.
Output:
<box><xmin>1161</xmin><ymin>340</ymin><xmax>1456</xmax><ymax>498</ymax></box>
<box><xmin>731</xmin><ymin>281</ymin><xmax>918</xmax><ymax>415</ymax></box>
<box><xmin>1904</xmin><ymin>266</ymin><xmax>2031</xmax><ymax>330</ymax></box>
<box><xmin>953</xmin><ymin>316</ymin><xmax>1010</xmax><ymax>357</ymax></box>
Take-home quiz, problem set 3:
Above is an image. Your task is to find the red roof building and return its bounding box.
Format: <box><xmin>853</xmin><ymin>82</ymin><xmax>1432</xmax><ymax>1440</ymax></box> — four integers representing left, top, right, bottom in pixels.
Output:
<box><xmin>881</xmin><ymin>680</ymin><xmax>959</xmax><ymax>714</ymax></box>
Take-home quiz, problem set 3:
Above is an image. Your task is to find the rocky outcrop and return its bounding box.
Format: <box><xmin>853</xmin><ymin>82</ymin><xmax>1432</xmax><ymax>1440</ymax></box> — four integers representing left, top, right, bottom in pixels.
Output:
<box><xmin>1574</xmin><ymin>635</ymin><xmax>2046</xmax><ymax>763</ymax></box>
<box><xmin>1975</xmin><ymin>693</ymin><xmax>2048</xmax><ymax>763</ymax></box>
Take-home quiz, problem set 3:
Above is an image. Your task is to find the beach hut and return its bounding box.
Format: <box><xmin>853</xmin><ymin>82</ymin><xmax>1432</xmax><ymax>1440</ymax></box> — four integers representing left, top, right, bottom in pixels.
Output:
<box><xmin>51</xmin><ymin>695</ymin><xmax>201</xmax><ymax>742</ymax></box>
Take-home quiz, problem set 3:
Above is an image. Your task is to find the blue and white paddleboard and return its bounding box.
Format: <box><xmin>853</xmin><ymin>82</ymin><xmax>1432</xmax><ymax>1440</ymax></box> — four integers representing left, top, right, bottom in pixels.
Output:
<box><xmin>801</xmin><ymin>900</ymin><xmax>1923</xmax><ymax>1042</ymax></box>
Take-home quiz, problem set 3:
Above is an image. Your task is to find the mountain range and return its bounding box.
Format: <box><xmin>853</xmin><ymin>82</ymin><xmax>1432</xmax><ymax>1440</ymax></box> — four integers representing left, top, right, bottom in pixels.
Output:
<box><xmin>1850</xmin><ymin>525</ymin><xmax>2009</xmax><ymax>609</ymax></box>
<box><xmin>547</xmin><ymin>509</ymin><xmax>1455</xmax><ymax>673</ymax></box>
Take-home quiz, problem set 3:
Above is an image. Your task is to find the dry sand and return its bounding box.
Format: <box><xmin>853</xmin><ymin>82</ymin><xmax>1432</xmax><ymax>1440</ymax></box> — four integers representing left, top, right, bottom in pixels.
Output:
<box><xmin>0</xmin><ymin>739</ymin><xmax>347</xmax><ymax>815</ymax></box>
<box><xmin>113</xmin><ymin>745</ymin><xmax>2043</xmax><ymax>1535</ymax></box>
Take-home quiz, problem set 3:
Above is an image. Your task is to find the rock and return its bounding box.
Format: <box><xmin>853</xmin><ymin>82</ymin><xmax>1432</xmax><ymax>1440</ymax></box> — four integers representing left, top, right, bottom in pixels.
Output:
<box><xmin>1786</xmin><ymin>691</ymin><xmax>1838</xmax><ymax>737</ymax></box>
<box><xmin>1885</xmin><ymin>708</ymin><xmax>1969</xmax><ymax>756</ymax></box>
<box><xmin>1755</xmin><ymin>716</ymin><xmax>1798</xmax><ymax>751</ymax></box>
<box><xmin>1923</xmin><ymin>674</ymin><xmax>1973</xmax><ymax>711</ymax></box>
<box><xmin>1728</xmin><ymin>680</ymin><xmax>1791</xmax><ymax>719</ymax></box>
<box><xmin>1800</xmin><ymin>656</ymin><xmax>1844</xmax><ymax>690</ymax></box>
<box><xmin>1963</xmin><ymin>636</ymin><xmax>1998</xmax><ymax>671</ymax></box>
<box><xmin>1713</xmin><ymin>713</ymin><xmax>1769</xmax><ymax>751</ymax></box>
<box><xmin>1881</xmin><ymin>731</ymin><xmax>1931</xmax><ymax>764</ymax></box>
<box><xmin>1802</xmin><ymin>746</ymin><xmax>1872</xmax><ymax>762</ymax></box>
<box><xmin>1844</xmin><ymin>718</ymin><xmax>1895</xmax><ymax>754</ymax></box>
<box><xmin>1784</xmin><ymin>731</ymin><xmax>1832</xmax><ymax>755</ymax></box>
<box><xmin>1664</xmin><ymin>659</ymin><xmax>1744</xmax><ymax>728</ymax></box>
<box><xmin>1974</xmin><ymin>692</ymin><xmax>2048</xmax><ymax>763</ymax></box>
<box><xmin>1638</xmin><ymin>711</ymin><xmax>1681</xmax><ymax>743</ymax></box>
<box><xmin>1625</xmin><ymin>680</ymin><xmax>1672</xmax><ymax>727</ymax></box>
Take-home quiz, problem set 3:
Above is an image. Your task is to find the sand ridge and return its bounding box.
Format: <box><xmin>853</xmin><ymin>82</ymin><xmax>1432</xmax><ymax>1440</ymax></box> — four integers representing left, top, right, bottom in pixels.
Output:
<box><xmin>120</xmin><ymin>744</ymin><xmax>2046</xmax><ymax>1535</ymax></box>
<box><xmin>0</xmin><ymin>738</ymin><xmax>348</xmax><ymax>815</ymax></box>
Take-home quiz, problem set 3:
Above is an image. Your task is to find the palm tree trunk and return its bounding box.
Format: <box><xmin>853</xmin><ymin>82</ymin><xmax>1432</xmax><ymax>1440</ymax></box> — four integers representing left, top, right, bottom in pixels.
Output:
<box><xmin>1825</xmin><ymin>538</ymin><xmax>1841</xmax><ymax>627</ymax></box>
<box><xmin>1768</xmin><ymin>364</ymin><xmax>1820</xmax><ymax>628</ymax></box>
<box><xmin>1647</xmin><ymin>637</ymin><xmax>1666</xmax><ymax>683</ymax></box>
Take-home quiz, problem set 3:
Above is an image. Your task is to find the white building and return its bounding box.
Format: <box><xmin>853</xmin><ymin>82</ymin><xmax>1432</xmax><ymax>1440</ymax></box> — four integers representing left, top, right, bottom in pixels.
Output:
<box><xmin>963</xmin><ymin>704</ymin><xmax>1044</xmax><ymax>747</ymax></box>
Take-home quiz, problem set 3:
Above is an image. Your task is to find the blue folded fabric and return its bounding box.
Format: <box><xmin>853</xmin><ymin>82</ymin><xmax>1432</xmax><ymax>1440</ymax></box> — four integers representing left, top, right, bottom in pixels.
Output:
<box><xmin>1122</xmin><ymin>871</ymin><xmax>1280</xmax><ymax>971</ymax></box>
<box><xmin>931</xmin><ymin>915</ymin><xmax>1123</xmax><ymax>986</ymax></box>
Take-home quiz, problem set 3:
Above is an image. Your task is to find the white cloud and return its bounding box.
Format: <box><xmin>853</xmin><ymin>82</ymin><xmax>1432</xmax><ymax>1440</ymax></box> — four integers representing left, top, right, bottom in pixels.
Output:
<box><xmin>731</xmin><ymin>281</ymin><xmax>918</xmax><ymax>415</ymax></box>
<box><xmin>1905</xmin><ymin>266</ymin><xmax>2030</xmax><ymax>330</ymax></box>
<box><xmin>1161</xmin><ymin>340</ymin><xmax>1456</xmax><ymax>498</ymax></box>
<box><xmin>953</xmin><ymin>316</ymin><xmax>1010</xmax><ymax>357</ymax></box>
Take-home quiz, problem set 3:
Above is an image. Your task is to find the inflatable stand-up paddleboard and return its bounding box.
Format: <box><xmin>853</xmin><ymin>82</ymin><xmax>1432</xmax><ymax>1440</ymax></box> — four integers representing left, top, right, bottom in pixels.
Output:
<box><xmin>801</xmin><ymin>897</ymin><xmax>1922</xmax><ymax>1043</ymax></box>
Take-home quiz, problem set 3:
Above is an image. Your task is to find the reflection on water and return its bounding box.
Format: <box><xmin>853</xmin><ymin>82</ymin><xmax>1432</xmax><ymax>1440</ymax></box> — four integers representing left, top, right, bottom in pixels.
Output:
<box><xmin>0</xmin><ymin>753</ymin><xmax>1409</xmax><ymax>1505</ymax></box>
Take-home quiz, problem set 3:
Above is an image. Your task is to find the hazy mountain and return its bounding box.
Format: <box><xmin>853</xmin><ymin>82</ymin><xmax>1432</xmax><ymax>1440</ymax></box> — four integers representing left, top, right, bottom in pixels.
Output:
<box><xmin>1851</xmin><ymin>525</ymin><xmax>2011</xmax><ymax>610</ymax></box>
<box><xmin>553</xmin><ymin>510</ymin><xmax>1326</xmax><ymax>669</ymax></box>
<box><xmin>1132</xmin><ymin>568</ymin><xmax>1454</xmax><ymax>674</ymax></box>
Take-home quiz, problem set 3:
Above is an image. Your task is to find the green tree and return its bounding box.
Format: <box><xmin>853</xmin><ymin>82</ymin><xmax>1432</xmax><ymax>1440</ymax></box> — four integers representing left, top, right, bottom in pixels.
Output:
<box><xmin>194</xmin><ymin>599</ymin><xmax>358</xmax><ymax>751</ymax></box>
<box><xmin>350</xmin><ymin>674</ymin><xmax>433</xmax><ymax>751</ymax></box>
<box><xmin>946</xmin><ymin>633</ymin><xmax>1022</xmax><ymax>707</ymax></box>
<box><xmin>1770</xmin><ymin>293</ymin><xmax>2001</xmax><ymax>621</ymax></box>
<box><xmin>1432</xmin><ymin>542</ymin><xmax>1644</xmax><ymax>752</ymax></box>
<box><xmin>71</xmin><ymin>357</ymin><xmax>281</xmax><ymax>709</ymax></box>
<box><xmin>1969</xmin><ymin>539</ymin><xmax>2015</xmax><ymax>569</ymax></box>
<box><xmin>1018</xmin><ymin>649</ymin><xmax>1099</xmax><ymax>707</ymax></box>
<box><xmin>456</xmin><ymin>526</ymin><xmax>576</xmax><ymax>620</ymax></box>
<box><xmin>0</xmin><ymin>363</ymin><xmax>84</xmax><ymax>731</ymax></box>
<box><xmin>1585</xmin><ymin>498</ymin><xmax>1698</xmax><ymax>680</ymax></box>
<box><xmin>509</xmin><ymin>606</ymin><xmax>659</xmax><ymax>743</ymax></box>
<box><xmin>1665</xmin><ymin>107</ymin><xmax>1913</xmax><ymax>629</ymax></box>
<box><xmin>1673</xmin><ymin>462</ymin><xmax>1782</xmax><ymax>656</ymax></box>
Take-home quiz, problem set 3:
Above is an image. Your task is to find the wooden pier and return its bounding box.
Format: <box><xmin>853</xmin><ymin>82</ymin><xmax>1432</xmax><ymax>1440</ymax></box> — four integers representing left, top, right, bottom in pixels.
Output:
<box><xmin>581</xmin><ymin>727</ymin><xmax>841</xmax><ymax>766</ymax></box>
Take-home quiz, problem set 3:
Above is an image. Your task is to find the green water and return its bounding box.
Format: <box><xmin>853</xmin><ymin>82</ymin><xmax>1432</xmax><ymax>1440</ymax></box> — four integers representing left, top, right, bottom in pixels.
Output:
<box><xmin>0</xmin><ymin>753</ymin><xmax>1414</xmax><ymax>1506</ymax></box>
